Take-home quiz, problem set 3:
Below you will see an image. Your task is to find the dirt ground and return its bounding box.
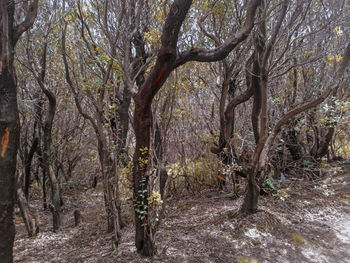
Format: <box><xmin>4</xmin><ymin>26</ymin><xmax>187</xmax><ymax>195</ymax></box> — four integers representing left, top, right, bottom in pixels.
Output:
<box><xmin>14</xmin><ymin>161</ymin><xmax>350</xmax><ymax>263</ymax></box>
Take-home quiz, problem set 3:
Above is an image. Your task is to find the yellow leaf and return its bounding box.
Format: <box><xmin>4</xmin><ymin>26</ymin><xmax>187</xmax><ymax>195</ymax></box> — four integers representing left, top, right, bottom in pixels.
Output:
<box><xmin>333</xmin><ymin>26</ymin><xmax>344</xmax><ymax>36</ymax></box>
<box><xmin>336</xmin><ymin>55</ymin><xmax>343</xmax><ymax>62</ymax></box>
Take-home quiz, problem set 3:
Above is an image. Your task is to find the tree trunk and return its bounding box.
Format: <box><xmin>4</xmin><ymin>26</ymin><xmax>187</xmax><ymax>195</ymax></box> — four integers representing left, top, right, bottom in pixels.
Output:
<box><xmin>0</xmin><ymin>67</ymin><xmax>20</xmax><ymax>263</ymax></box>
<box><xmin>159</xmin><ymin>168</ymin><xmax>168</xmax><ymax>199</ymax></box>
<box><xmin>132</xmin><ymin>98</ymin><xmax>155</xmax><ymax>256</ymax></box>
<box><xmin>154</xmin><ymin>123</ymin><xmax>168</xmax><ymax>198</ymax></box>
<box><xmin>0</xmin><ymin>0</ymin><xmax>39</xmax><ymax>259</ymax></box>
<box><xmin>313</xmin><ymin>127</ymin><xmax>335</xmax><ymax>160</ymax></box>
<box><xmin>240</xmin><ymin>170</ymin><xmax>260</xmax><ymax>214</ymax></box>
<box><xmin>24</xmin><ymin>137</ymin><xmax>38</xmax><ymax>200</ymax></box>
<box><xmin>113</xmin><ymin>94</ymin><xmax>131</xmax><ymax>166</ymax></box>
<box><xmin>284</xmin><ymin>119</ymin><xmax>303</xmax><ymax>161</ymax></box>
<box><xmin>48</xmin><ymin>165</ymin><xmax>61</xmax><ymax>233</ymax></box>
<box><xmin>41</xmin><ymin>88</ymin><xmax>61</xmax><ymax>233</ymax></box>
<box><xmin>74</xmin><ymin>210</ymin><xmax>81</xmax><ymax>227</ymax></box>
<box><xmin>97</xmin><ymin>127</ymin><xmax>122</xmax><ymax>245</ymax></box>
<box><xmin>42</xmin><ymin>168</ymin><xmax>47</xmax><ymax>210</ymax></box>
<box><xmin>17</xmin><ymin>187</ymin><xmax>39</xmax><ymax>237</ymax></box>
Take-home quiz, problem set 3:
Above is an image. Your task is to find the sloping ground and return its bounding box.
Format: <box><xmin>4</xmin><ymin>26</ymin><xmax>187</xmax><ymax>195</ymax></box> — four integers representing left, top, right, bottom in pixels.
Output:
<box><xmin>14</xmin><ymin>162</ymin><xmax>350</xmax><ymax>263</ymax></box>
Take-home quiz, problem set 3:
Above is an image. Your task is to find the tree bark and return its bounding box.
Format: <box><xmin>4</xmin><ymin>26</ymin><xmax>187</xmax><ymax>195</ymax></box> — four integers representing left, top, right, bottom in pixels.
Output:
<box><xmin>131</xmin><ymin>0</ymin><xmax>262</xmax><ymax>255</ymax></box>
<box><xmin>314</xmin><ymin>126</ymin><xmax>335</xmax><ymax>160</ymax></box>
<box><xmin>154</xmin><ymin>123</ymin><xmax>168</xmax><ymax>198</ymax></box>
<box><xmin>17</xmin><ymin>187</ymin><xmax>39</xmax><ymax>237</ymax></box>
<box><xmin>133</xmin><ymin>97</ymin><xmax>155</xmax><ymax>255</ymax></box>
<box><xmin>282</xmin><ymin>117</ymin><xmax>303</xmax><ymax>161</ymax></box>
<box><xmin>0</xmin><ymin>0</ymin><xmax>38</xmax><ymax>260</ymax></box>
<box><xmin>240</xmin><ymin>171</ymin><xmax>260</xmax><ymax>214</ymax></box>
<box><xmin>113</xmin><ymin>92</ymin><xmax>131</xmax><ymax>166</ymax></box>
<box><xmin>24</xmin><ymin>137</ymin><xmax>38</xmax><ymax>200</ymax></box>
<box><xmin>0</xmin><ymin>66</ymin><xmax>19</xmax><ymax>263</ymax></box>
<box><xmin>41</xmin><ymin>90</ymin><xmax>61</xmax><ymax>232</ymax></box>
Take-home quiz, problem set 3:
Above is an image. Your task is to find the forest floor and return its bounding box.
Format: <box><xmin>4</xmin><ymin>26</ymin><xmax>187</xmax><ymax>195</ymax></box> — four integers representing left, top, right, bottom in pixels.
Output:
<box><xmin>14</xmin><ymin>161</ymin><xmax>350</xmax><ymax>263</ymax></box>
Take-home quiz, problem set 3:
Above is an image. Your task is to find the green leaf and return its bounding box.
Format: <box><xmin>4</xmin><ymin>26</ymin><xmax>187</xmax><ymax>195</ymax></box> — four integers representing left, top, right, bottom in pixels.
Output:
<box><xmin>266</xmin><ymin>180</ymin><xmax>276</xmax><ymax>190</ymax></box>
<box><xmin>112</xmin><ymin>241</ymin><xmax>118</xmax><ymax>250</ymax></box>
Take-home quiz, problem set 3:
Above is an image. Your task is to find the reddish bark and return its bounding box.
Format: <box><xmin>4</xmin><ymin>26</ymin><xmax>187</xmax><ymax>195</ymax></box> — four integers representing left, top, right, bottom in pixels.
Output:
<box><xmin>152</xmin><ymin>66</ymin><xmax>167</xmax><ymax>87</ymax></box>
<box><xmin>131</xmin><ymin>0</ymin><xmax>263</xmax><ymax>256</ymax></box>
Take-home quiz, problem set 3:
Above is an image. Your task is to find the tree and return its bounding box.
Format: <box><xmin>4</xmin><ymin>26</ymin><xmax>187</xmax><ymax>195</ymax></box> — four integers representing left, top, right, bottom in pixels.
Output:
<box><xmin>26</xmin><ymin>16</ymin><xmax>62</xmax><ymax>232</ymax></box>
<box><xmin>60</xmin><ymin>0</ymin><xmax>150</xmax><ymax>245</ymax></box>
<box><xmin>238</xmin><ymin>0</ymin><xmax>350</xmax><ymax>213</ymax></box>
<box><xmin>0</xmin><ymin>0</ymin><xmax>39</xmax><ymax>261</ymax></box>
<box><xmin>131</xmin><ymin>0</ymin><xmax>263</xmax><ymax>256</ymax></box>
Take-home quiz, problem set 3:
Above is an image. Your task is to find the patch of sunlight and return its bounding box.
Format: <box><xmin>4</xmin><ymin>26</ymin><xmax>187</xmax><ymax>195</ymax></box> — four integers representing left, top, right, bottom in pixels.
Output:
<box><xmin>245</xmin><ymin>227</ymin><xmax>271</xmax><ymax>239</ymax></box>
<box><xmin>290</xmin><ymin>233</ymin><xmax>311</xmax><ymax>247</ymax></box>
<box><xmin>236</xmin><ymin>256</ymin><xmax>261</xmax><ymax>263</ymax></box>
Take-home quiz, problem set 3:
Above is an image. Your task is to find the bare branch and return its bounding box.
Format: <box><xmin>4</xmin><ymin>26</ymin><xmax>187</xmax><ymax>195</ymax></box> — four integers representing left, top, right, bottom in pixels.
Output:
<box><xmin>262</xmin><ymin>0</ymin><xmax>288</xmax><ymax>66</ymax></box>
<box><xmin>259</xmin><ymin>43</ymin><xmax>350</xmax><ymax>169</ymax></box>
<box><xmin>173</xmin><ymin>0</ymin><xmax>262</xmax><ymax>69</ymax></box>
<box><xmin>61</xmin><ymin>22</ymin><xmax>98</xmax><ymax>133</ymax></box>
<box><xmin>14</xmin><ymin>0</ymin><xmax>39</xmax><ymax>42</ymax></box>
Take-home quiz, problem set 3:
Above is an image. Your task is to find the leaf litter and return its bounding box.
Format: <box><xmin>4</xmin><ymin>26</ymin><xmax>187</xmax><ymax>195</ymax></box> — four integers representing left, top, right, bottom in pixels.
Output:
<box><xmin>14</xmin><ymin>162</ymin><xmax>350</xmax><ymax>263</ymax></box>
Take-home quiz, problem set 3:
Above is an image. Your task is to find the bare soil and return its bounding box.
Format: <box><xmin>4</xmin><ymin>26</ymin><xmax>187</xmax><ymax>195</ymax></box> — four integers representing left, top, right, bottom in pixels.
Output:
<box><xmin>14</xmin><ymin>162</ymin><xmax>350</xmax><ymax>263</ymax></box>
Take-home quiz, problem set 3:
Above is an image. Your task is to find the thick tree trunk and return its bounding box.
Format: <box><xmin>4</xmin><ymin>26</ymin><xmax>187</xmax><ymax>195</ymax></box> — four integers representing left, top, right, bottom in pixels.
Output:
<box><xmin>240</xmin><ymin>133</ymin><xmax>268</xmax><ymax>214</ymax></box>
<box><xmin>251</xmin><ymin>36</ymin><xmax>265</xmax><ymax>145</ymax></box>
<box><xmin>216</xmin><ymin>77</ymin><xmax>234</xmax><ymax>189</ymax></box>
<box><xmin>0</xmin><ymin>68</ymin><xmax>20</xmax><ymax>263</ymax></box>
<box><xmin>0</xmin><ymin>0</ymin><xmax>39</xmax><ymax>259</ymax></box>
<box><xmin>0</xmin><ymin>3</ymin><xmax>18</xmax><ymax>260</ymax></box>
<box><xmin>132</xmin><ymin>98</ymin><xmax>155</xmax><ymax>256</ymax></box>
<box><xmin>240</xmin><ymin>183</ymin><xmax>260</xmax><ymax>214</ymax></box>
<box><xmin>240</xmin><ymin>170</ymin><xmax>260</xmax><ymax>214</ymax></box>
